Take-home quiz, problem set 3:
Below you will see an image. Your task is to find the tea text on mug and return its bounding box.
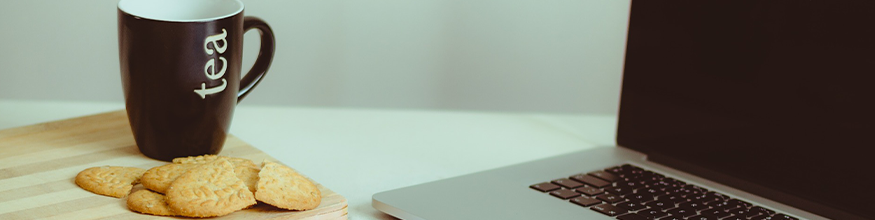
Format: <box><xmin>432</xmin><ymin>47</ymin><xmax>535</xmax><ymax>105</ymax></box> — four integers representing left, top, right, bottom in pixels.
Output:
<box><xmin>194</xmin><ymin>29</ymin><xmax>229</xmax><ymax>99</ymax></box>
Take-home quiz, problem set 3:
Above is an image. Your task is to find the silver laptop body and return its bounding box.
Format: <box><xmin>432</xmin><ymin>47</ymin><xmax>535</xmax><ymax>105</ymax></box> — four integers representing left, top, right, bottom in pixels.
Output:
<box><xmin>373</xmin><ymin>147</ymin><xmax>824</xmax><ymax>219</ymax></box>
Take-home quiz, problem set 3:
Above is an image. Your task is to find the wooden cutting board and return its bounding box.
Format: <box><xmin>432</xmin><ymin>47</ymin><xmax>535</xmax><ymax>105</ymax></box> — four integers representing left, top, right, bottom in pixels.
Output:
<box><xmin>0</xmin><ymin>110</ymin><xmax>347</xmax><ymax>220</ymax></box>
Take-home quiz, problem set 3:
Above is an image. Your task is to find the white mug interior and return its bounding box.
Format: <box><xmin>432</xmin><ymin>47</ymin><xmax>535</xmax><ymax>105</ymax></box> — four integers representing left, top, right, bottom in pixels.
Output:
<box><xmin>118</xmin><ymin>0</ymin><xmax>243</xmax><ymax>22</ymax></box>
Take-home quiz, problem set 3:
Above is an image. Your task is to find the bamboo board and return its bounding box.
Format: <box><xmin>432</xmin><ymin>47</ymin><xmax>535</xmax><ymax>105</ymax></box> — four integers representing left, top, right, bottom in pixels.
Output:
<box><xmin>0</xmin><ymin>110</ymin><xmax>347</xmax><ymax>219</ymax></box>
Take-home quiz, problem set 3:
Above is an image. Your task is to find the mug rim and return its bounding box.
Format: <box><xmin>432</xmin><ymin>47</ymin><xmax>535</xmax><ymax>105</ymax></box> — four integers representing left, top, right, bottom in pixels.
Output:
<box><xmin>118</xmin><ymin>0</ymin><xmax>244</xmax><ymax>23</ymax></box>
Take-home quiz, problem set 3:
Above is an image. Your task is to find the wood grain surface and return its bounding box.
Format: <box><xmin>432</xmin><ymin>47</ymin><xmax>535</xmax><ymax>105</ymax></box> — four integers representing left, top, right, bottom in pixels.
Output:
<box><xmin>0</xmin><ymin>110</ymin><xmax>347</xmax><ymax>220</ymax></box>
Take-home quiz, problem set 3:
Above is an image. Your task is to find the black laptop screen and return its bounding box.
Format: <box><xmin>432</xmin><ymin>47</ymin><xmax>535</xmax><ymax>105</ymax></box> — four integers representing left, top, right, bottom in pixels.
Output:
<box><xmin>617</xmin><ymin>1</ymin><xmax>874</xmax><ymax>219</ymax></box>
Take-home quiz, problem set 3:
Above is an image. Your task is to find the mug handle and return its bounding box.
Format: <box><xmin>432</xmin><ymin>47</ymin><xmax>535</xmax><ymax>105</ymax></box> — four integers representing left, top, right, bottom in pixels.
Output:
<box><xmin>238</xmin><ymin>16</ymin><xmax>275</xmax><ymax>103</ymax></box>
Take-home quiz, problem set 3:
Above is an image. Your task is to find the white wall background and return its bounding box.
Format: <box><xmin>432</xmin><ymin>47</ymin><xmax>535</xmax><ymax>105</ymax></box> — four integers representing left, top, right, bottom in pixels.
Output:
<box><xmin>0</xmin><ymin>0</ymin><xmax>629</xmax><ymax>114</ymax></box>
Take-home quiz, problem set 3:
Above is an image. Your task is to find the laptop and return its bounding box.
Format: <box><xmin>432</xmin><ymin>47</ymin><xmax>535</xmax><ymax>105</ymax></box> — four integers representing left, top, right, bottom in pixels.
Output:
<box><xmin>373</xmin><ymin>1</ymin><xmax>874</xmax><ymax>220</ymax></box>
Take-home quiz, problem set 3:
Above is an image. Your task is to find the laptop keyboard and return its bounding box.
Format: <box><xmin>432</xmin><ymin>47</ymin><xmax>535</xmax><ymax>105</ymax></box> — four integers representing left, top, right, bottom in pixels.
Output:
<box><xmin>530</xmin><ymin>164</ymin><xmax>800</xmax><ymax>220</ymax></box>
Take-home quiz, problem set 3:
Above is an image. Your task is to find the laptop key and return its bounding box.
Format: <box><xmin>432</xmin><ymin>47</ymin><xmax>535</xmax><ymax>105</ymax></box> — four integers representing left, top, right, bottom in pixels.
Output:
<box><xmin>575</xmin><ymin>186</ymin><xmax>605</xmax><ymax>196</ymax></box>
<box><xmin>624</xmin><ymin>192</ymin><xmax>655</xmax><ymax>204</ymax></box>
<box><xmin>591</xmin><ymin>203</ymin><xmax>628</xmax><ymax>217</ymax></box>
<box><xmin>597</xmin><ymin>193</ymin><xmax>626</xmax><ymax>204</ymax></box>
<box><xmin>616</xmin><ymin>201</ymin><xmax>647</xmax><ymax>211</ymax></box>
<box><xmin>688</xmin><ymin>194</ymin><xmax>723</xmax><ymax>205</ymax></box>
<box><xmin>708</xmin><ymin>200</ymin><xmax>737</xmax><ymax>211</ymax></box>
<box><xmin>678</xmin><ymin>188</ymin><xmax>702</xmax><ymax>198</ymax></box>
<box><xmin>624</xmin><ymin>174</ymin><xmax>644</xmax><ymax>182</ymax></box>
<box><xmin>645</xmin><ymin>199</ymin><xmax>676</xmax><ymax>211</ymax></box>
<box><xmin>664</xmin><ymin>186</ymin><xmax>683</xmax><ymax>194</ymax></box>
<box><xmin>588</xmin><ymin>170</ymin><xmax>621</xmax><ymax>182</ymax></box>
<box><xmin>721</xmin><ymin>216</ymin><xmax>745</xmax><ymax>220</ymax></box>
<box><xmin>687</xmin><ymin>214</ymin><xmax>719</xmax><ymax>220</ymax></box>
<box><xmin>678</xmin><ymin>200</ymin><xmax>709</xmax><ymax>211</ymax></box>
<box><xmin>604</xmin><ymin>185</ymin><xmax>634</xmax><ymax>195</ymax></box>
<box><xmin>572</xmin><ymin>174</ymin><xmax>611</xmax><ymax>188</ymax></box>
<box><xmin>750</xmin><ymin>215</ymin><xmax>775</xmax><ymax>220</ymax></box>
<box><xmin>638</xmin><ymin>208</ymin><xmax>669</xmax><ymax>219</ymax></box>
<box><xmin>666</xmin><ymin>207</ymin><xmax>696</xmax><ymax>218</ymax></box>
<box><xmin>551</xmin><ymin>178</ymin><xmax>584</xmax><ymax>189</ymax></box>
<box><xmin>750</xmin><ymin>206</ymin><xmax>776</xmax><ymax>215</ymax></box>
<box><xmin>549</xmin><ymin>189</ymin><xmax>580</xmax><ymax>199</ymax></box>
<box><xmin>638</xmin><ymin>175</ymin><xmax>662</xmax><ymax>184</ymax></box>
<box><xmin>661</xmin><ymin>194</ymin><xmax>689</xmax><ymax>204</ymax></box>
<box><xmin>655</xmin><ymin>216</ymin><xmax>682</xmax><ymax>220</ymax></box>
<box><xmin>657</xmin><ymin>185</ymin><xmax>679</xmax><ymax>194</ymax></box>
<box><xmin>701</xmin><ymin>207</ymin><xmax>732</xmax><ymax>218</ymax></box>
<box><xmin>651</xmin><ymin>180</ymin><xmax>672</xmax><ymax>189</ymax></box>
<box><xmin>771</xmin><ymin>214</ymin><xmax>799</xmax><ymax>220</ymax></box>
<box><xmin>530</xmin><ymin>182</ymin><xmax>560</xmax><ymax>192</ymax></box>
<box><xmin>627</xmin><ymin>169</ymin><xmax>645</xmax><ymax>176</ymax></box>
<box><xmin>728</xmin><ymin>198</ymin><xmax>752</xmax><ymax>208</ymax></box>
<box><xmin>617</xmin><ymin>213</ymin><xmax>649</xmax><ymax>220</ymax></box>
<box><xmin>616</xmin><ymin>179</ymin><xmax>643</xmax><ymax>188</ymax></box>
<box><xmin>570</xmin><ymin>196</ymin><xmax>602</xmax><ymax>207</ymax></box>
<box><xmin>726</xmin><ymin>207</ymin><xmax>750</xmax><ymax>217</ymax></box>
<box><xmin>745</xmin><ymin>211</ymin><xmax>768</xmax><ymax>219</ymax></box>
<box><xmin>640</xmin><ymin>187</ymin><xmax>663</xmax><ymax>196</ymax></box>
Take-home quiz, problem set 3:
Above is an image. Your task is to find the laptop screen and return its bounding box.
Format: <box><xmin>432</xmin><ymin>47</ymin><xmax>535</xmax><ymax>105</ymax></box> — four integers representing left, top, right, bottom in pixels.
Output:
<box><xmin>617</xmin><ymin>1</ymin><xmax>874</xmax><ymax>219</ymax></box>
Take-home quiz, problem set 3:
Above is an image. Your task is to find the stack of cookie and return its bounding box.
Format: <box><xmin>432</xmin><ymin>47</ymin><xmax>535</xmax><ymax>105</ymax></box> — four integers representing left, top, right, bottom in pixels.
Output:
<box><xmin>74</xmin><ymin>155</ymin><xmax>322</xmax><ymax>217</ymax></box>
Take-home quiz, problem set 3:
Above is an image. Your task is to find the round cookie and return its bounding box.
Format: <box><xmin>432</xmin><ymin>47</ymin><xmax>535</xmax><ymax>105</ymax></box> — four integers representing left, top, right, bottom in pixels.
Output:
<box><xmin>165</xmin><ymin>158</ymin><xmax>256</xmax><ymax>217</ymax></box>
<box><xmin>127</xmin><ymin>189</ymin><xmax>175</xmax><ymax>216</ymax></box>
<box><xmin>140</xmin><ymin>163</ymin><xmax>197</xmax><ymax>194</ymax></box>
<box><xmin>255</xmin><ymin>161</ymin><xmax>322</xmax><ymax>210</ymax></box>
<box><xmin>75</xmin><ymin>166</ymin><xmax>146</xmax><ymax>198</ymax></box>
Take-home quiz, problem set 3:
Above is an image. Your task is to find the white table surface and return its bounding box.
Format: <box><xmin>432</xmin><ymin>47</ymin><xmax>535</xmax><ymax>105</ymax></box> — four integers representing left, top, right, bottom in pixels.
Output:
<box><xmin>0</xmin><ymin>99</ymin><xmax>618</xmax><ymax>220</ymax></box>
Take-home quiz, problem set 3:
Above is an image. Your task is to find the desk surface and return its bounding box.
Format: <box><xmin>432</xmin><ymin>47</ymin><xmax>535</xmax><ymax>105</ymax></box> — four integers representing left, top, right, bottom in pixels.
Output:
<box><xmin>0</xmin><ymin>99</ymin><xmax>617</xmax><ymax>220</ymax></box>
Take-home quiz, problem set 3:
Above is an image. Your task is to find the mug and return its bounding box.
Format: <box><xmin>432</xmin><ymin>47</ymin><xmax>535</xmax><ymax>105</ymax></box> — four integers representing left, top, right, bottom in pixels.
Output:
<box><xmin>118</xmin><ymin>0</ymin><xmax>275</xmax><ymax>161</ymax></box>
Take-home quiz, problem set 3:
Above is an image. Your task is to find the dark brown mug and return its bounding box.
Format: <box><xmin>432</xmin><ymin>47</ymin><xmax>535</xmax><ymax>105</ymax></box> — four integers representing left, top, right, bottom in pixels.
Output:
<box><xmin>118</xmin><ymin>0</ymin><xmax>275</xmax><ymax>161</ymax></box>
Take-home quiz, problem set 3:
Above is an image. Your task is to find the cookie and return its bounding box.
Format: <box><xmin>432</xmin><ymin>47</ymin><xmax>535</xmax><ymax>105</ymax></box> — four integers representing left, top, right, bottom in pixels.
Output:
<box><xmin>75</xmin><ymin>166</ymin><xmax>146</xmax><ymax>198</ymax></box>
<box><xmin>235</xmin><ymin>165</ymin><xmax>260</xmax><ymax>193</ymax></box>
<box><xmin>166</xmin><ymin>158</ymin><xmax>256</xmax><ymax>217</ymax></box>
<box><xmin>140</xmin><ymin>163</ymin><xmax>197</xmax><ymax>194</ymax></box>
<box><xmin>171</xmin><ymin>155</ymin><xmax>260</xmax><ymax>192</ymax></box>
<box><xmin>127</xmin><ymin>189</ymin><xmax>175</xmax><ymax>216</ymax></box>
<box><xmin>173</xmin><ymin>155</ymin><xmax>258</xmax><ymax>169</ymax></box>
<box><xmin>255</xmin><ymin>161</ymin><xmax>322</xmax><ymax>210</ymax></box>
